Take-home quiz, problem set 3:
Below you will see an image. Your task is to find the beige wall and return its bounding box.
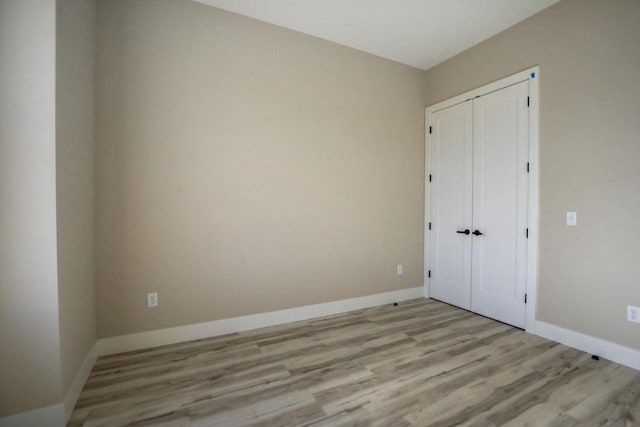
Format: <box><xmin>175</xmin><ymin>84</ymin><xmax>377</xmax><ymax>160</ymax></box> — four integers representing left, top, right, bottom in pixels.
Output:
<box><xmin>56</xmin><ymin>0</ymin><xmax>97</xmax><ymax>398</ymax></box>
<box><xmin>95</xmin><ymin>0</ymin><xmax>427</xmax><ymax>338</ymax></box>
<box><xmin>0</xmin><ymin>0</ymin><xmax>62</xmax><ymax>416</ymax></box>
<box><xmin>423</xmin><ymin>0</ymin><xmax>640</xmax><ymax>350</ymax></box>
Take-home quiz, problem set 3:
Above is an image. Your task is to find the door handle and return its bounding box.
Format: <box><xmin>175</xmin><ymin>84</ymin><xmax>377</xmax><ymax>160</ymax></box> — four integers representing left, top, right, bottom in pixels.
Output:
<box><xmin>472</xmin><ymin>230</ymin><xmax>484</xmax><ymax>236</ymax></box>
<box><xmin>456</xmin><ymin>229</ymin><xmax>470</xmax><ymax>235</ymax></box>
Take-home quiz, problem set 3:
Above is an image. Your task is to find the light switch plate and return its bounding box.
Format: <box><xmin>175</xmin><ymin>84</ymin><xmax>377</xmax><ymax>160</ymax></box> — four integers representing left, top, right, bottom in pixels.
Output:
<box><xmin>566</xmin><ymin>211</ymin><xmax>577</xmax><ymax>226</ymax></box>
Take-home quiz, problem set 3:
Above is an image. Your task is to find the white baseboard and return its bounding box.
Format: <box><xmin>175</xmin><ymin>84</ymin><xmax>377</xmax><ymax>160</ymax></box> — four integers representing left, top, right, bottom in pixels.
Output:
<box><xmin>0</xmin><ymin>404</ymin><xmax>64</xmax><ymax>427</ymax></box>
<box><xmin>63</xmin><ymin>342</ymin><xmax>98</xmax><ymax>422</ymax></box>
<box><xmin>97</xmin><ymin>286</ymin><xmax>424</xmax><ymax>356</ymax></box>
<box><xmin>0</xmin><ymin>341</ymin><xmax>98</xmax><ymax>427</ymax></box>
<box><xmin>535</xmin><ymin>321</ymin><xmax>640</xmax><ymax>371</ymax></box>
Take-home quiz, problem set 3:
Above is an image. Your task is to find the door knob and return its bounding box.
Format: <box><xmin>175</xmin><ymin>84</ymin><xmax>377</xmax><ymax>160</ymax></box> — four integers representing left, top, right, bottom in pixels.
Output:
<box><xmin>472</xmin><ymin>230</ymin><xmax>483</xmax><ymax>236</ymax></box>
<box><xmin>456</xmin><ymin>229</ymin><xmax>470</xmax><ymax>235</ymax></box>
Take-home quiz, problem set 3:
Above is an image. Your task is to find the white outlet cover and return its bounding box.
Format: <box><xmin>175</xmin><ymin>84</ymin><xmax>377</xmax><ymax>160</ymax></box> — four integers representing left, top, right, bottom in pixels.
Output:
<box><xmin>566</xmin><ymin>211</ymin><xmax>577</xmax><ymax>226</ymax></box>
<box><xmin>628</xmin><ymin>305</ymin><xmax>640</xmax><ymax>323</ymax></box>
<box><xmin>397</xmin><ymin>265</ymin><xmax>403</xmax><ymax>275</ymax></box>
<box><xmin>147</xmin><ymin>292</ymin><xmax>158</xmax><ymax>307</ymax></box>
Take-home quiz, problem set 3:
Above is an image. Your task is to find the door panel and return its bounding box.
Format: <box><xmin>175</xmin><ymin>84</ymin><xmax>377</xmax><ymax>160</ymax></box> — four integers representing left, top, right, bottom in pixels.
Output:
<box><xmin>471</xmin><ymin>81</ymin><xmax>529</xmax><ymax>328</ymax></box>
<box><xmin>429</xmin><ymin>101</ymin><xmax>472</xmax><ymax>309</ymax></box>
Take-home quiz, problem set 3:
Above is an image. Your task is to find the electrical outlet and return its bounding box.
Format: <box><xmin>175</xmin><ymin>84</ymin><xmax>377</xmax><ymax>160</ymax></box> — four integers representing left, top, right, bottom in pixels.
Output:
<box><xmin>628</xmin><ymin>305</ymin><xmax>640</xmax><ymax>323</ymax></box>
<box><xmin>397</xmin><ymin>264</ymin><xmax>403</xmax><ymax>275</ymax></box>
<box><xmin>147</xmin><ymin>292</ymin><xmax>158</xmax><ymax>308</ymax></box>
<box><xmin>566</xmin><ymin>211</ymin><xmax>577</xmax><ymax>226</ymax></box>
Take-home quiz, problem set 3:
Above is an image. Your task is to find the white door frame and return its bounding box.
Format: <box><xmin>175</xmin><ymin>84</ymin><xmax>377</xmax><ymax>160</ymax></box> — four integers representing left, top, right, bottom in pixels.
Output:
<box><xmin>424</xmin><ymin>66</ymin><xmax>540</xmax><ymax>333</ymax></box>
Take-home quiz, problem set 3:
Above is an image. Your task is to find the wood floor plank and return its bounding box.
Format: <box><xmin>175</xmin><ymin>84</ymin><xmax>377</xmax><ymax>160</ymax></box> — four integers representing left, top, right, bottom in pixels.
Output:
<box><xmin>318</xmin><ymin>339</ymin><xmax>554</xmax><ymax>425</ymax></box>
<box><xmin>69</xmin><ymin>299</ymin><xmax>640</xmax><ymax>426</ymax></box>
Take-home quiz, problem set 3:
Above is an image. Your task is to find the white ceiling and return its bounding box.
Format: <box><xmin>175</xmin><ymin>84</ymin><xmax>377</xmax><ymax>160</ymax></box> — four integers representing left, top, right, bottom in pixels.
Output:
<box><xmin>194</xmin><ymin>0</ymin><xmax>560</xmax><ymax>70</ymax></box>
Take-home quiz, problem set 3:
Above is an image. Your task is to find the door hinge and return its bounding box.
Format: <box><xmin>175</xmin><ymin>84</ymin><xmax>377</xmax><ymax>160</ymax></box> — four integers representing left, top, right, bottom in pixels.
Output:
<box><xmin>527</xmin><ymin>96</ymin><xmax>530</xmax><ymax>107</ymax></box>
<box><xmin>429</xmin><ymin>174</ymin><xmax>432</xmax><ymax>182</ymax></box>
<box><xmin>428</xmin><ymin>222</ymin><xmax>432</xmax><ymax>230</ymax></box>
<box><xmin>526</xmin><ymin>228</ymin><xmax>529</xmax><ymax>238</ymax></box>
<box><xmin>429</xmin><ymin>126</ymin><xmax>432</xmax><ymax>134</ymax></box>
<box><xmin>527</xmin><ymin>162</ymin><xmax>530</xmax><ymax>173</ymax></box>
<box><xmin>428</xmin><ymin>270</ymin><xmax>431</xmax><ymax>278</ymax></box>
<box><xmin>524</xmin><ymin>293</ymin><xmax>528</xmax><ymax>304</ymax></box>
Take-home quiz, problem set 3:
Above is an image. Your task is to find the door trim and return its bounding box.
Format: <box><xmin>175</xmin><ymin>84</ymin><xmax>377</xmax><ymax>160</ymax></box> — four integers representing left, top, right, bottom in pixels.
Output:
<box><xmin>424</xmin><ymin>66</ymin><xmax>540</xmax><ymax>333</ymax></box>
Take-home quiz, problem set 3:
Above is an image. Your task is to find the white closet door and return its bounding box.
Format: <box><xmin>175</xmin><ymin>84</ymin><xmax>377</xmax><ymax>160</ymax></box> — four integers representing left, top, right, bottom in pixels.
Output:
<box><xmin>429</xmin><ymin>101</ymin><xmax>473</xmax><ymax>309</ymax></box>
<box><xmin>471</xmin><ymin>81</ymin><xmax>529</xmax><ymax>328</ymax></box>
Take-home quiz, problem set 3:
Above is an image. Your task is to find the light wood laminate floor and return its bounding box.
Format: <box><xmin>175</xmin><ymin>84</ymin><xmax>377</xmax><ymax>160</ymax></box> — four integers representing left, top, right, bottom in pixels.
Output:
<box><xmin>69</xmin><ymin>299</ymin><xmax>640</xmax><ymax>426</ymax></box>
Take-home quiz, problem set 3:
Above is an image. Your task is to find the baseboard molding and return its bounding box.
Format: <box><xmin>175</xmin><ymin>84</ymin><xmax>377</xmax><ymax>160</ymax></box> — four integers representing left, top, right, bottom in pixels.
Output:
<box><xmin>535</xmin><ymin>321</ymin><xmax>640</xmax><ymax>371</ymax></box>
<box><xmin>0</xmin><ymin>404</ymin><xmax>64</xmax><ymax>427</ymax></box>
<box><xmin>63</xmin><ymin>342</ymin><xmax>98</xmax><ymax>422</ymax></box>
<box><xmin>97</xmin><ymin>286</ymin><xmax>424</xmax><ymax>356</ymax></box>
<box><xmin>1</xmin><ymin>341</ymin><xmax>100</xmax><ymax>427</ymax></box>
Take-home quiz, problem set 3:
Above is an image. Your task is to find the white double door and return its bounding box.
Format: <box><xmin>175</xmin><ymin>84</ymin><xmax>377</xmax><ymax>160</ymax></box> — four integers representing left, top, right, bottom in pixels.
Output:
<box><xmin>429</xmin><ymin>81</ymin><xmax>529</xmax><ymax>328</ymax></box>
